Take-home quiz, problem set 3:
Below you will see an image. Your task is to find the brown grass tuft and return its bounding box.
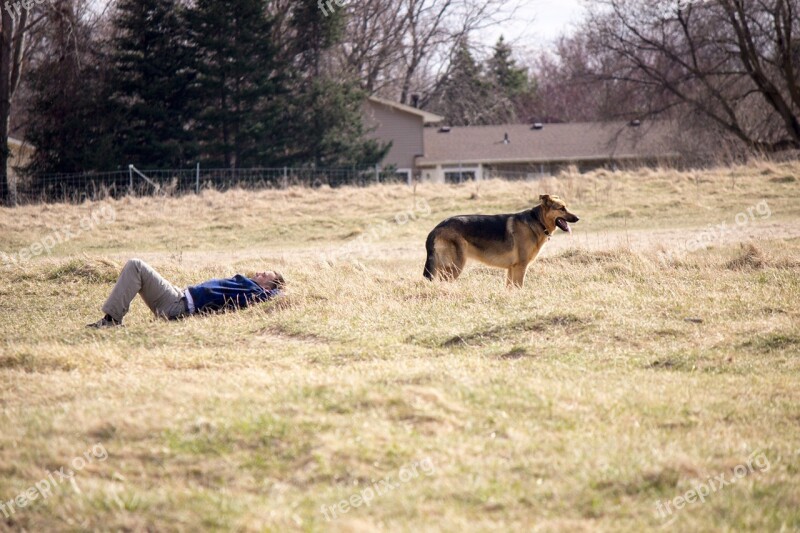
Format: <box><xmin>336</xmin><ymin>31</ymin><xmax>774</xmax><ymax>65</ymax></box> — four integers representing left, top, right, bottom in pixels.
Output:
<box><xmin>545</xmin><ymin>247</ymin><xmax>648</xmax><ymax>268</ymax></box>
<box><xmin>46</xmin><ymin>256</ymin><xmax>120</xmax><ymax>283</ymax></box>
<box><xmin>725</xmin><ymin>243</ymin><xmax>766</xmax><ymax>270</ymax></box>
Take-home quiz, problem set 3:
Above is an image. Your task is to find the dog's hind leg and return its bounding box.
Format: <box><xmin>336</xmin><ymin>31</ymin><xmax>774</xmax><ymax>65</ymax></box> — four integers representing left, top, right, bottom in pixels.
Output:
<box><xmin>423</xmin><ymin>231</ymin><xmax>438</xmax><ymax>280</ymax></box>
<box><xmin>437</xmin><ymin>239</ymin><xmax>466</xmax><ymax>281</ymax></box>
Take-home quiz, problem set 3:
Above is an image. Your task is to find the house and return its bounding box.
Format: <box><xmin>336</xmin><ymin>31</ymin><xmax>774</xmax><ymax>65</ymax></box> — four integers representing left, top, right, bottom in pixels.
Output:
<box><xmin>416</xmin><ymin>121</ymin><xmax>679</xmax><ymax>183</ymax></box>
<box><xmin>362</xmin><ymin>96</ymin><xmax>443</xmax><ymax>182</ymax></box>
<box><xmin>362</xmin><ymin>95</ymin><xmax>678</xmax><ymax>182</ymax></box>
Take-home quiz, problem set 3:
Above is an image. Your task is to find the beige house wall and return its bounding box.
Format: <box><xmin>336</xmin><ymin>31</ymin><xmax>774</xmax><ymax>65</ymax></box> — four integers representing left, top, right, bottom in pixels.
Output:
<box><xmin>362</xmin><ymin>100</ymin><xmax>424</xmax><ymax>172</ymax></box>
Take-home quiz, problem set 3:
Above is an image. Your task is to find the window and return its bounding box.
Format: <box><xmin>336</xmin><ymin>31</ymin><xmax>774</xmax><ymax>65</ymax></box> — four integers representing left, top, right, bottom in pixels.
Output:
<box><xmin>444</xmin><ymin>171</ymin><xmax>476</xmax><ymax>184</ymax></box>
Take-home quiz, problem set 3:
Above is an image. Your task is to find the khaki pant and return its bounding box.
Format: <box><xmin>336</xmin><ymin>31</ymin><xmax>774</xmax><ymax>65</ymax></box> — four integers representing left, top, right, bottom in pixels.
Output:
<box><xmin>102</xmin><ymin>259</ymin><xmax>188</xmax><ymax>322</ymax></box>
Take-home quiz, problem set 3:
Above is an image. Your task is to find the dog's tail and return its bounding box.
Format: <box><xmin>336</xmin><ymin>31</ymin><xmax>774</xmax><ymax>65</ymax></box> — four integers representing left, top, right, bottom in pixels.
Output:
<box><xmin>423</xmin><ymin>231</ymin><xmax>436</xmax><ymax>280</ymax></box>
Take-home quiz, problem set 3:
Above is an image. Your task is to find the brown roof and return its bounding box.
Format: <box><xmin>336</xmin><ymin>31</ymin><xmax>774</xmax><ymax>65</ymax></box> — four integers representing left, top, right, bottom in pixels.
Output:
<box><xmin>368</xmin><ymin>96</ymin><xmax>444</xmax><ymax>124</ymax></box>
<box><xmin>417</xmin><ymin>121</ymin><xmax>678</xmax><ymax>166</ymax></box>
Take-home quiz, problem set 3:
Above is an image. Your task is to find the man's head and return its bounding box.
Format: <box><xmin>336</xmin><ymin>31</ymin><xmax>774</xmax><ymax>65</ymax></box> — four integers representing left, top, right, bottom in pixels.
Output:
<box><xmin>252</xmin><ymin>271</ymin><xmax>285</xmax><ymax>291</ymax></box>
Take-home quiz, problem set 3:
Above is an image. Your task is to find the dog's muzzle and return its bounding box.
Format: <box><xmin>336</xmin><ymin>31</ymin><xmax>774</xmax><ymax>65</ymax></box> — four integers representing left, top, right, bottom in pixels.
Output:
<box><xmin>556</xmin><ymin>215</ymin><xmax>579</xmax><ymax>233</ymax></box>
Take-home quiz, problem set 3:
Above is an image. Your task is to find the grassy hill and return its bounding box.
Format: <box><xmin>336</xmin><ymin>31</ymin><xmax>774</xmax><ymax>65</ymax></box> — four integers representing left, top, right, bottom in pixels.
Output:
<box><xmin>0</xmin><ymin>161</ymin><xmax>798</xmax><ymax>531</ymax></box>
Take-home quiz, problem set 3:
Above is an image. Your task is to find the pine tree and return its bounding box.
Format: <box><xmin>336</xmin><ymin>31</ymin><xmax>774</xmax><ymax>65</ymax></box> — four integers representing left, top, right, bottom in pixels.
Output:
<box><xmin>287</xmin><ymin>0</ymin><xmax>346</xmax><ymax>78</ymax></box>
<box><xmin>429</xmin><ymin>36</ymin><xmax>534</xmax><ymax>125</ymax></box>
<box><xmin>430</xmin><ymin>38</ymin><xmax>496</xmax><ymax>126</ymax></box>
<box><xmin>281</xmin><ymin>0</ymin><xmax>388</xmax><ymax>167</ymax></box>
<box><xmin>110</xmin><ymin>0</ymin><xmax>196</xmax><ymax>168</ymax></box>
<box><xmin>187</xmin><ymin>0</ymin><xmax>286</xmax><ymax>168</ymax></box>
<box><xmin>488</xmin><ymin>36</ymin><xmax>530</xmax><ymax>97</ymax></box>
<box><xmin>290</xmin><ymin>79</ymin><xmax>389</xmax><ymax>167</ymax></box>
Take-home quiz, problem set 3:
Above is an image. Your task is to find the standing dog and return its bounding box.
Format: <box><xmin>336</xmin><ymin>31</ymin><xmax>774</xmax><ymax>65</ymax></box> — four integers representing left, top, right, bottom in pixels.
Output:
<box><xmin>423</xmin><ymin>195</ymin><xmax>579</xmax><ymax>287</ymax></box>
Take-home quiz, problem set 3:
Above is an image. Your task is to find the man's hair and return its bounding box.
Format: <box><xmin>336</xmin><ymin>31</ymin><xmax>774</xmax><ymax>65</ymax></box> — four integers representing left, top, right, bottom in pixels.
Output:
<box><xmin>273</xmin><ymin>272</ymin><xmax>286</xmax><ymax>290</ymax></box>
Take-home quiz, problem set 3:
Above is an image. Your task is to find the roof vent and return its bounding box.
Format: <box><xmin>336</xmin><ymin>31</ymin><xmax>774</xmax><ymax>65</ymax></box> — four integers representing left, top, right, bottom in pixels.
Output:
<box><xmin>630</xmin><ymin>119</ymin><xmax>641</xmax><ymax>127</ymax></box>
<box><xmin>503</xmin><ymin>132</ymin><xmax>510</xmax><ymax>144</ymax></box>
<box><xmin>439</xmin><ymin>126</ymin><xmax>451</xmax><ymax>133</ymax></box>
<box><xmin>532</xmin><ymin>123</ymin><xmax>544</xmax><ymax>130</ymax></box>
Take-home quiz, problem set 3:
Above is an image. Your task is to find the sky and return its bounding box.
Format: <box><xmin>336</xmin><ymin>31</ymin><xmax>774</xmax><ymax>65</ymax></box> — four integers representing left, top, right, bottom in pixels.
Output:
<box><xmin>480</xmin><ymin>0</ymin><xmax>587</xmax><ymax>53</ymax></box>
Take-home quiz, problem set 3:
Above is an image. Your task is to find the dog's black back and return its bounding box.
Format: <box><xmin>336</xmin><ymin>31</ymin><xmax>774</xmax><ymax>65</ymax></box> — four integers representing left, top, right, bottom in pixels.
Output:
<box><xmin>424</xmin><ymin>213</ymin><xmax>521</xmax><ymax>279</ymax></box>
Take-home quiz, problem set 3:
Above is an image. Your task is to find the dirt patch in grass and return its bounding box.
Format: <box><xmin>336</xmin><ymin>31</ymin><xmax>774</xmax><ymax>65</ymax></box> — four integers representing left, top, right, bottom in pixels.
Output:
<box><xmin>498</xmin><ymin>347</ymin><xmax>530</xmax><ymax>360</ymax></box>
<box><xmin>606</xmin><ymin>208</ymin><xmax>636</xmax><ymax>219</ymax></box>
<box><xmin>741</xmin><ymin>333</ymin><xmax>800</xmax><ymax>353</ymax></box>
<box><xmin>441</xmin><ymin>314</ymin><xmax>589</xmax><ymax>348</ymax></box>
<box><xmin>590</xmin><ymin>467</ymin><xmax>681</xmax><ymax>498</ymax></box>
<box><xmin>0</xmin><ymin>352</ymin><xmax>78</xmax><ymax>372</ymax></box>
<box><xmin>647</xmin><ymin>358</ymin><xmax>696</xmax><ymax>372</ymax></box>
<box><xmin>261</xmin><ymin>323</ymin><xmax>330</xmax><ymax>344</ymax></box>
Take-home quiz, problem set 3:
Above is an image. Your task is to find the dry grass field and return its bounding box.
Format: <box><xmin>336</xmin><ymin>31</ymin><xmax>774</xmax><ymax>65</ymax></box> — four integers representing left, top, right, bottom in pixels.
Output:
<box><xmin>1</xmin><ymin>161</ymin><xmax>799</xmax><ymax>532</ymax></box>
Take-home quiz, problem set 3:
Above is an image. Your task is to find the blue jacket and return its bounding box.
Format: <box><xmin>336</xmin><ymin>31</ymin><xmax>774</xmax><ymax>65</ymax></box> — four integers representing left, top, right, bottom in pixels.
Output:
<box><xmin>186</xmin><ymin>275</ymin><xmax>280</xmax><ymax>313</ymax></box>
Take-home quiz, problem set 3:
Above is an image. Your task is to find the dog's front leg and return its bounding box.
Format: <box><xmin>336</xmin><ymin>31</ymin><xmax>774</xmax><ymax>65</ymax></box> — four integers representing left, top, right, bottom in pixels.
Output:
<box><xmin>508</xmin><ymin>265</ymin><xmax>527</xmax><ymax>287</ymax></box>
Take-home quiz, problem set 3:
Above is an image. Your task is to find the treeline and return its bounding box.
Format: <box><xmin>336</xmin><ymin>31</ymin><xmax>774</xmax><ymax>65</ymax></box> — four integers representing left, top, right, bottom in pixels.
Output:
<box><xmin>530</xmin><ymin>0</ymin><xmax>800</xmax><ymax>160</ymax></box>
<box><xmin>15</xmin><ymin>0</ymin><xmax>537</xmax><ymax>180</ymax></box>
<box><xmin>6</xmin><ymin>0</ymin><xmax>798</xmax><ymax>189</ymax></box>
<box><xmin>7</xmin><ymin>0</ymin><xmax>534</xmax><ymax>188</ymax></box>
<box><xmin>21</xmin><ymin>0</ymin><xmax>389</xmax><ymax>176</ymax></box>
<box><xmin>425</xmin><ymin>36</ymin><xmax>534</xmax><ymax>127</ymax></box>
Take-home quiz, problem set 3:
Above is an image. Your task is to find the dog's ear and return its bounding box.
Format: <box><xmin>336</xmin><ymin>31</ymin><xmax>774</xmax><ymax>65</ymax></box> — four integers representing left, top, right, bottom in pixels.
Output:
<box><xmin>539</xmin><ymin>194</ymin><xmax>553</xmax><ymax>206</ymax></box>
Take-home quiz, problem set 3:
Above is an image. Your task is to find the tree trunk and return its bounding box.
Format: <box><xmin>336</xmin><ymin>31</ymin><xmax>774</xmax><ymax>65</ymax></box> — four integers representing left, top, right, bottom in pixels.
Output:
<box><xmin>0</xmin><ymin>11</ymin><xmax>12</xmax><ymax>206</ymax></box>
<box><xmin>0</xmin><ymin>5</ymin><xmax>26</xmax><ymax>206</ymax></box>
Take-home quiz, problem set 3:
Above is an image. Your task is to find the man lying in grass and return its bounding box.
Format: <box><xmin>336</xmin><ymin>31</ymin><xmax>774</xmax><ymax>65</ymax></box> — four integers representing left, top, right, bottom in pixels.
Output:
<box><xmin>87</xmin><ymin>258</ymin><xmax>285</xmax><ymax>328</ymax></box>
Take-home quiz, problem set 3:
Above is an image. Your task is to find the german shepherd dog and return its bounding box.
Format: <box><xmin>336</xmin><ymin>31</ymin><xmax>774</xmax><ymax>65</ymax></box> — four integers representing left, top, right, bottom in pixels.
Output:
<box><xmin>423</xmin><ymin>195</ymin><xmax>579</xmax><ymax>287</ymax></box>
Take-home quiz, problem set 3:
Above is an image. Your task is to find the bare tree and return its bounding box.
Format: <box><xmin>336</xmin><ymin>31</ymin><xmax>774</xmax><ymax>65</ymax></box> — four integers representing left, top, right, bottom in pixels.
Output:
<box><xmin>525</xmin><ymin>34</ymin><xmax>603</xmax><ymax>123</ymax></box>
<box><xmin>582</xmin><ymin>0</ymin><xmax>800</xmax><ymax>154</ymax></box>
<box><xmin>331</xmin><ymin>0</ymin><xmax>514</xmax><ymax>104</ymax></box>
<box><xmin>336</xmin><ymin>0</ymin><xmax>408</xmax><ymax>93</ymax></box>
<box><xmin>1</xmin><ymin>7</ymin><xmax>34</xmax><ymax>205</ymax></box>
<box><xmin>398</xmin><ymin>0</ymin><xmax>513</xmax><ymax>104</ymax></box>
<box><xmin>720</xmin><ymin>0</ymin><xmax>800</xmax><ymax>148</ymax></box>
<box><xmin>423</xmin><ymin>35</ymin><xmax>522</xmax><ymax>125</ymax></box>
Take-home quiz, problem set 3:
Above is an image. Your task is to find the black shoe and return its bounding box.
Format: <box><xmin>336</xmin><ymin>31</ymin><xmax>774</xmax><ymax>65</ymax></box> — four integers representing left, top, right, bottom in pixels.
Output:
<box><xmin>86</xmin><ymin>315</ymin><xmax>122</xmax><ymax>328</ymax></box>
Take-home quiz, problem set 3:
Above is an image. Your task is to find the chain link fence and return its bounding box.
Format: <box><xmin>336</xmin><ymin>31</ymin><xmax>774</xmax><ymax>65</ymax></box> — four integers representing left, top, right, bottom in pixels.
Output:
<box><xmin>10</xmin><ymin>165</ymin><xmax>408</xmax><ymax>204</ymax></box>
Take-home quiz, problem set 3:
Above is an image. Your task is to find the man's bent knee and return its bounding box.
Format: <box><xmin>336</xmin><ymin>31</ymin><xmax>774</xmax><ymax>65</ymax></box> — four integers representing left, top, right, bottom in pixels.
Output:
<box><xmin>126</xmin><ymin>258</ymin><xmax>145</xmax><ymax>270</ymax></box>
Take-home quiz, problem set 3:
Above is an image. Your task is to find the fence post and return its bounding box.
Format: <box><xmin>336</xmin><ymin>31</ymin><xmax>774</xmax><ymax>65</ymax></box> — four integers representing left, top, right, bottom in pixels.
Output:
<box><xmin>375</xmin><ymin>164</ymin><xmax>379</xmax><ymax>184</ymax></box>
<box><xmin>128</xmin><ymin>164</ymin><xmax>133</xmax><ymax>192</ymax></box>
<box><xmin>196</xmin><ymin>162</ymin><xmax>200</xmax><ymax>194</ymax></box>
<box><xmin>283</xmin><ymin>166</ymin><xmax>288</xmax><ymax>189</ymax></box>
